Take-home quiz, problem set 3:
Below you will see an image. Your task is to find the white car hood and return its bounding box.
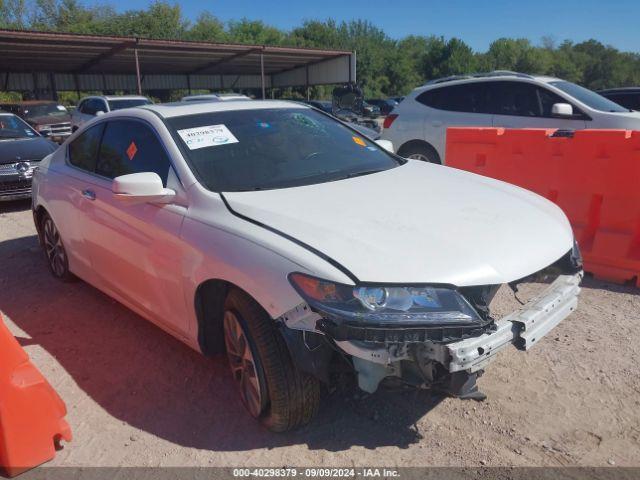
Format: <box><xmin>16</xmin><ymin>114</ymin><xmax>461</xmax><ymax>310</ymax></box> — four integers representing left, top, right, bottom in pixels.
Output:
<box><xmin>223</xmin><ymin>161</ymin><xmax>574</xmax><ymax>286</ymax></box>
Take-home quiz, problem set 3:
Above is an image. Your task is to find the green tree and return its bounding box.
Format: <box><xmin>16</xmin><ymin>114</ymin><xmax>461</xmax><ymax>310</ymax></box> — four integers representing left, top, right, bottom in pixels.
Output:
<box><xmin>227</xmin><ymin>19</ymin><xmax>285</xmax><ymax>45</ymax></box>
<box><xmin>0</xmin><ymin>0</ymin><xmax>29</xmax><ymax>28</ymax></box>
<box><xmin>184</xmin><ymin>12</ymin><xmax>226</xmax><ymax>42</ymax></box>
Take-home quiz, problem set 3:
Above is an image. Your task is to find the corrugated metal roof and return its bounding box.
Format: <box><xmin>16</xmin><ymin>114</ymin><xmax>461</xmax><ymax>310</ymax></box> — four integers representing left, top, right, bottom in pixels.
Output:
<box><xmin>0</xmin><ymin>29</ymin><xmax>352</xmax><ymax>77</ymax></box>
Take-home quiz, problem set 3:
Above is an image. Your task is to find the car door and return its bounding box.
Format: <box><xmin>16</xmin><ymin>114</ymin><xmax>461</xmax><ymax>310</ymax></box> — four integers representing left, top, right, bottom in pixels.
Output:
<box><xmin>416</xmin><ymin>82</ymin><xmax>494</xmax><ymax>158</ymax></box>
<box><xmin>45</xmin><ymin>122</ymin><xmax>106</xmax><ymax>283</ymax></box>
<box><xmin>489</xmin><ymin>81</ymin><xmax>588</xmax><ymax>130</ymax></box>
<box><xmin>81</xmin><ymin>118</ymin><xmax>190</xmax><ymax>335</ymax></box>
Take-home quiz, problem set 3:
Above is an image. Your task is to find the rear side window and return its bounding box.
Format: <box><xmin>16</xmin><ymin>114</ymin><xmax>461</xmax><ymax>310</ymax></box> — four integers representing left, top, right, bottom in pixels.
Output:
<box><xmin>416</xmin><ymin>83</ymin><xmax>490</xmax><ymax>113</ymax></box>
<box><xmin>96</xmin><ymin>120</ymin><xmax>171</xmax><ymax>185</ymax></box>
<box><xmin>68</xmin><ymin>123</ymin><xmax>105</xmax><ymax>172</ymax></box>
<box><xmin>487</xmin><ymin>81</ymin><xmax>540</xmax><ymax>117</ymax></box>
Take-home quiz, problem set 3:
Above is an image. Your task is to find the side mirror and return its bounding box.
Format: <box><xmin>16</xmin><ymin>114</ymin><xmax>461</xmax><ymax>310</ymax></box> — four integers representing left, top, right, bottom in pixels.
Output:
<box><xmin>95</xmin><ymin>111</ymin><xmax>105</xmax><ymax>116</ymax></box>
<box><xmin>551</xmin><ymin>103</ymin><xmax>573</xmax><ymax>117</ymax></box>
<box><xmin>112</xmin><ymin>172</ymin><xmax>175</xmax><ymax>204</ymax></box>
<box><xmin>375</xmin><ymin>139</ymin><xmax>394</xmax><ymax>153</ymax></box>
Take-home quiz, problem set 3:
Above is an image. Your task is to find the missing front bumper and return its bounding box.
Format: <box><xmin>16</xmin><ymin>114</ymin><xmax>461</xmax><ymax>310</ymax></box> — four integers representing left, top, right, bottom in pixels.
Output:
<box><xmin>279</xmin><ymin>271</ymin><xmax>582</xmax><ymax>393</ymax></box>
<box><xmin>446</xmin><ymin>272</ymin><xmax>582</xmax><ymax>373</ymax></box>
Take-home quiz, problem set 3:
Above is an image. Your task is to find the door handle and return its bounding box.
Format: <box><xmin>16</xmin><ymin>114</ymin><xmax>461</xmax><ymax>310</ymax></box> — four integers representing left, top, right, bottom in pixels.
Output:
<box><xmin>431</xmin><ymin>120</ymin><xmax>443</xmax><ymax>127</ymax></box>
<box><xmin>81</xmin><ymin>189</ymin><xmax>96</xmax><ymax>201</ymax></box>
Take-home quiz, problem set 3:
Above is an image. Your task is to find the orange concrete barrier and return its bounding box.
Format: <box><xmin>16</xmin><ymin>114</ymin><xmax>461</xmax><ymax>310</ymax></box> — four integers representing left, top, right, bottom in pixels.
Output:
<box><xmin>0</xmin><ymin>314</ymin><xmax>71</xmax><ymax>477</ymax></box>
<box><xmin>446</xmin><ymin>127</ymin><xmax>640</xmax><ymax>286</ymax></box>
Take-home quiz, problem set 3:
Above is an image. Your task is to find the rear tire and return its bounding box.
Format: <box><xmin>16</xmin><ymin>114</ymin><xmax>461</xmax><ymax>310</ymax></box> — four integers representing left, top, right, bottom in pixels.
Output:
<box><xmin>398</xmin><ymin>142</ymin><xmax>441</xmax><ymax>164</ymax></box>
<box><xmin>223</xmin><ymin>288</ymin><xmax>320</xmax><ymax>432</ymax></box>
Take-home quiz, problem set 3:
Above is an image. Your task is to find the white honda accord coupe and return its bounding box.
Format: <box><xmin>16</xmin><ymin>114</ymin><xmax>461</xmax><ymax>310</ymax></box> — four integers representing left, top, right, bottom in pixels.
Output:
<box><xmin>31</xmin><ymin>100</ymin><xmax>582</xmax><ymax>431</ymax></box>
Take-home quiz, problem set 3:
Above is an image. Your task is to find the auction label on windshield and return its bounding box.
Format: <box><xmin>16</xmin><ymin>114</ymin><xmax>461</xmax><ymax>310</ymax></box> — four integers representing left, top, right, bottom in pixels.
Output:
<box><xmin>177</xmin><ymin>124</ymin><xmax>239</xmax><ymax>150</ymax></box>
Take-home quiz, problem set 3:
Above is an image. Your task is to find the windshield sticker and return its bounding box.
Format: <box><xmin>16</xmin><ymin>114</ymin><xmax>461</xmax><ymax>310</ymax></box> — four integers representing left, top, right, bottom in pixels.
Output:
<box><xmin>126</xmin><ymin>141</ymin><xmax>138</xmax><ymax>161</ymax></box>
<box><xmin>256</xmin><ymin>122</ymin><xmax>271</xmax><ymax>129</ymax></box>
<box><xmin>56</xmin><ymin>105</ymin><xmax>66</xmax><ymax>111</ymax></box>
<box><xmin>178</xmin><ymin>124</ymin><xmax>239</xmax><ymax>150</ymax></box>
<box><xmin>352</xmin><ymin>136</ymin><xmax>366</xmax><ymax>147</ymax></box>
<box><xmin>25</xmin><ymin>129</ymin><xmax>34</xmax><ymax>136</ymax></box>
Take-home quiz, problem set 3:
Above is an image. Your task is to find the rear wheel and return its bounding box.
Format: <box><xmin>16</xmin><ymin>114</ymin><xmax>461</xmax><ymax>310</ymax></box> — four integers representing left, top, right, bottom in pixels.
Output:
<box><xmin>223</xmin><ymin>288</ymin><xmax>320</xmax><ymax>432</ymax></box>
<box><xmin>41</xmin><ymin>213</ymin><xmax>74</xmax><ymax>282</ymax></box>
<box><xmin>399</xmin><ymin>142</ymin><xmax>441</xmax><ymax>164</ymax></box>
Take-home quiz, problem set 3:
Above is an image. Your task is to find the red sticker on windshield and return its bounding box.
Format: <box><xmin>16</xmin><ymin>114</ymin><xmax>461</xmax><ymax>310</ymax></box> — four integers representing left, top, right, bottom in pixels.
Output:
<box><xmin>126</xmin><ymin>141</ymin><xmax>138</xmax><ymax>161</ymax></box>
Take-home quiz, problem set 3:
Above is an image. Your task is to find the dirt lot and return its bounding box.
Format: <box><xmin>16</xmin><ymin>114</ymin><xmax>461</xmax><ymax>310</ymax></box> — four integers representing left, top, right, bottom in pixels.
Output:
<box><xmin>1</xmin><ymin>199</ymin><xmax>640</xmax><ymax>468</ymax></box>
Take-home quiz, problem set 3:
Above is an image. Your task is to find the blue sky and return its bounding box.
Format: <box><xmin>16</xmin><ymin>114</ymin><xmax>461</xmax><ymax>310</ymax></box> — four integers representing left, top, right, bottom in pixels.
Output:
<box><xmin>93</xmin><ymin>0</ymin><xmax>639</xmax><ymax>52</ymax></box>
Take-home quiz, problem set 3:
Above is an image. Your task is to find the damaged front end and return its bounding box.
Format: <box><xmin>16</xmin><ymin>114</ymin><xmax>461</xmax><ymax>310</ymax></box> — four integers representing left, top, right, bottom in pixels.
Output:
<box><xmin>278</xmin><ymin>243</ymin><xmax>583</xmax><ymax>399</ymax></box>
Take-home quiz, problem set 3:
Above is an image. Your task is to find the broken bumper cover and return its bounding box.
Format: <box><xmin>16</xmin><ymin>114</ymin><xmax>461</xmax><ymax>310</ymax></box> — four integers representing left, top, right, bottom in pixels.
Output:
<box><xmin>446</xmin><ymin>272</ymin><xmax>582</xmax><ymax>373</ymax></box>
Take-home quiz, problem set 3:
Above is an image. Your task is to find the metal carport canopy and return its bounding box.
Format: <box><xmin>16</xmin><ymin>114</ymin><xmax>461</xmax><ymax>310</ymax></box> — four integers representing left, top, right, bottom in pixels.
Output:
<box><xmin>0</xmin><ymin>29</ymin><xmax>356</xmax><ymax>97</ymax></box>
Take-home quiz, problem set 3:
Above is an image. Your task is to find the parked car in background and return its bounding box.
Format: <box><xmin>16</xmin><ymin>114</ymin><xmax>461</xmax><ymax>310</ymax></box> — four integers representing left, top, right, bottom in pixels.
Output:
<box><xmin>181</xmin><ymin>93</ymin><xmax>251</xmax><ymax>102</ymax></box>
<box><xmin>71</xmin><ymin>95</ymin><xmax>151</xmax><ymax>131</ymax></box>
<box><xmin>367</xmin><ymin>98</ymin><xmax>399</xmax><ymax>115</ymax></box>
<box><xmin>281</xmin><ymin>99</ymin><xmax>381</xmax><ymax>138</ymax></box>
<box><xmin>0</xmin><ymin>112</ymin><xmax>57</xmax><ymax>201</ymax></box>
<box><xmin>362</xmin><ymin>101</ymin><xmax>381</xmax><ymax>117</ymax></box>
<box><xmin>32</xmin><ymin>99</ymin><xmax>581</xmax><ymax>431</ymax></box>
<box><xmin>382</xmin><ymin>71</ymin><xmax>640</xmax><ymax>164</ymax></box>
<box><xmin>0</xmin><ymin>100</ymin><xmax>71</xmax><ymax>143</ymax></box>
<box><xmin>597</xmin><ymin>87</ymin><xmax>640</xmax><ymax>111</ymax></box>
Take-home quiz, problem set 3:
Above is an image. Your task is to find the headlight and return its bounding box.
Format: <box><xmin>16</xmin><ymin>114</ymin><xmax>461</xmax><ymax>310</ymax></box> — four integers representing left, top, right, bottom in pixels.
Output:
<box><xmin>288</xmin><ymin>272</ymin><xmax>484</xmax><ymax>326</ymax></box>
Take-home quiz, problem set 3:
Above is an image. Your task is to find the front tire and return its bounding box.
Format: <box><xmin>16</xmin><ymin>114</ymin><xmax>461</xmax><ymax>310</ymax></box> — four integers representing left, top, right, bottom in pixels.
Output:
<box><xmin>41</xmin><ymin>213</ymin><xmax>75</xmax><ymax>282</ymax></box>
<box><xmin>223</xmin><ymin>288</ymin><xmax>320</xmax><ymax>432</ymax></box>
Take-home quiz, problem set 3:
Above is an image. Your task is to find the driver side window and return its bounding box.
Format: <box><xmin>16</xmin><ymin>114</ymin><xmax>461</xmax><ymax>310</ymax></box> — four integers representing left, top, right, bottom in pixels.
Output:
<box><xmin>96</xmin><ymin>120</ymin><xmax>171</xmax><ymax>185</ymax></box>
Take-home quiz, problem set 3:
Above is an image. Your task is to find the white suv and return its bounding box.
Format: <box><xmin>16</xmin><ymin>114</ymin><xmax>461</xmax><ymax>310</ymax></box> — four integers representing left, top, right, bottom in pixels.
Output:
<box><xmin>382</xmin><ymin>71</ymin><xmax>640</xmax><ymax>164</ymax></box>
<box><xmin>71</xmin><ymin>95</ymin><xmax>151</xmax><ymax>132</ymax></box>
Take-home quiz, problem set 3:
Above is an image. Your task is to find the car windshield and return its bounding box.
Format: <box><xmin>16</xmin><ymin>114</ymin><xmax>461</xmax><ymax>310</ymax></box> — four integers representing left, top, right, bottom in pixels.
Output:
<box><xmin>167</xmin><ymin>107</ymin><xmax>401</xmax><ymax>192</ymax></box>
<box><xmin>0</xmin><ymin>115</ymin><xmax>38</xmax><ymax>139</ymax></box>
<box><xmin>108</xmin><ymin>99</ymin><xmax>151</xmax><ymax>111</ymax></box>
<box><xmin>549</xmin><ymin>81</ymin><xmax>629</xmax><ymax>112</ymax></box>
<box><xmin>23</xmin><ymin>103</ymin><xmax>68</xmax><ymax>119</ymax></box>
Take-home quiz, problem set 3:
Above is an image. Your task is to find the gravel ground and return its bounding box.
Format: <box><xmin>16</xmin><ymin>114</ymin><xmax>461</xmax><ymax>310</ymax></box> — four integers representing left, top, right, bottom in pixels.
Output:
<box><xmin>1</xmin><ymin>199</ymin><xmax>639</xmax><ymax>468</ymax></box>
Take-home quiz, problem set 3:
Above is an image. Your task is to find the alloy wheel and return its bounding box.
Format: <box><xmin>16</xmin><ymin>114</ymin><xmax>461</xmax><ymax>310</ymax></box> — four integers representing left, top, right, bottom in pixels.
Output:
<box><xmin>407</xmin><ymin>153</ymin><xmax>430</xmax><ymax>161</ymax></box>
<box><xmin>43</xmin><ymin>217</ymin><xmax>67</xmax><ymax>277</ymax></box>
<box><xmin>223</xmin><ymin>310</ymin><xmax>264</xmax><ymax>418</ymax></box>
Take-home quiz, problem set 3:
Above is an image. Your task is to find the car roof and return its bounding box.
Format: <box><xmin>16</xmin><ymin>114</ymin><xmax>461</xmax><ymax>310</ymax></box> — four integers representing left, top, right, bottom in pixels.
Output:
<box><xmin>143</xmin><ymin>99</ymin><xmax>308</xmax><ymax>119</ymax></box>
<box><xmin>181</xmin><ymin>93</ymin><xmax>250</xmax><ymax>101</ymax></box>
<box><xmin>417</xmin><ymin>71</ymin><xmax>562</xmax><ymax>92</ymax></box>
<box><xmin>83</xmin><ymin>95</ymin><xmax>149</xmax><ymax>101</ymax></box>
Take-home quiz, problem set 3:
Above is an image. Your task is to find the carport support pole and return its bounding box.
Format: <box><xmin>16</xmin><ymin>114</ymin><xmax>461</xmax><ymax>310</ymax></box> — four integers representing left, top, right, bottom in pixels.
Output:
<box><xmin>134</xmin><ymin>47</ymin><xmax>142</xmax><ymax>95</ymax></box>
<box><xmin>260</xmin><ymin>52</ymin><xmax>266</xmax><ymax>99</ymax></box>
